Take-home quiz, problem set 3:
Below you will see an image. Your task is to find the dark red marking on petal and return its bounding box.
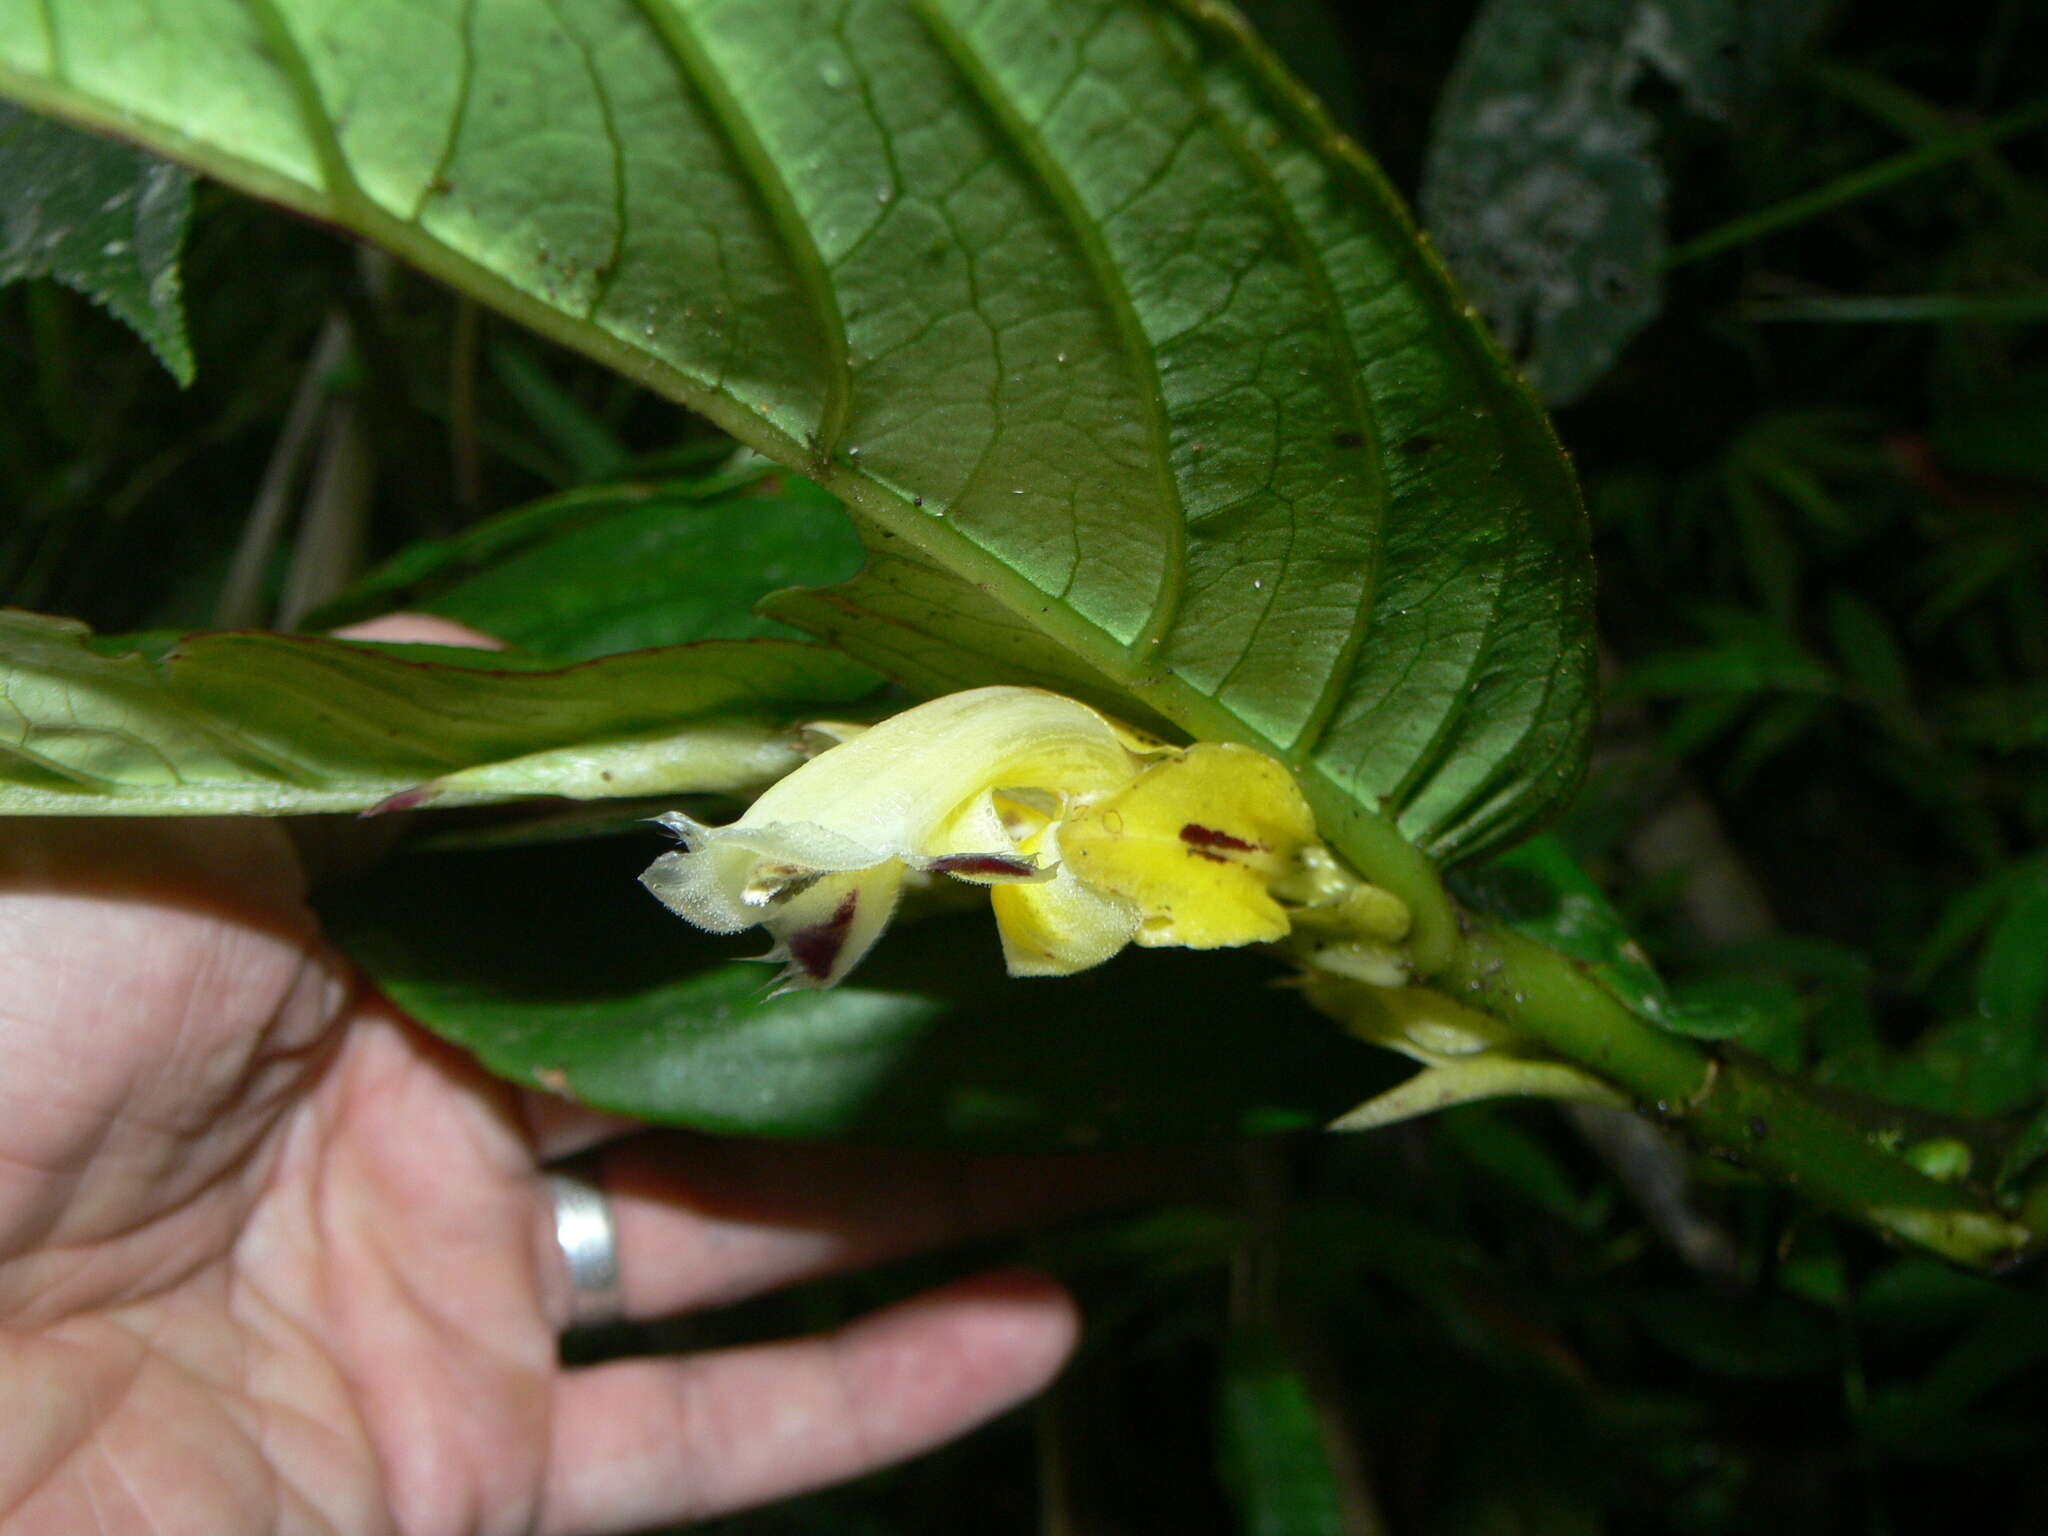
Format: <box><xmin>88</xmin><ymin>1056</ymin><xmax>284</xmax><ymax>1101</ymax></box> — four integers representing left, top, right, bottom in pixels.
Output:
<box><xmin>1187</xmin><ymin>847</ymin><xmax>1231</xmax><ymax>864</ymax></box>
<box><xmin>928</xmin><ymin>852</ymin><xmax>1038</xmax><ymax>879</ymax></box>
<box><xmin>1180</xmin><ymin>823</ymin><xmax>1261</xmax><ymax>854</ymax></box>
<box><xmin>788</xmin><ymin>891</ymin><xmax>860</xmax><ymax>980</ymax></box>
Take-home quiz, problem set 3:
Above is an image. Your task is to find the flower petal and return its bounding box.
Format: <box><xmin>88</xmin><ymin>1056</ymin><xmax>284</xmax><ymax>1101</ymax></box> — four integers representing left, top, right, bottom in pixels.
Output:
<box><xmin>759</xmin><ymin>861</ymin><xmax>905</xmax><ymax>990</ymax></box>
<box><xmin>638</xmin><ymin>688</ymin><xmax>1315</xmax><ymax>990</ymax></box>
<box><xmin>735</xmin><ymin>687</ymin><xmax>1150</xmax><ymax>860</ymax></box>
<box><xmin>1059</xmin><ymin>742</ymin><xmax>1315</xmax><ymax>949</ymax></box>
<box><xmin>642</xmin><ymin>825</ymin><xmax>904</xmax><ymax>990</ymax></box>
<box><xmin>641</xmin><ymin>810</ymin><xmax>887</xmax><ymax>933</ymax></box>
<box><xmin>990</xmin><ymin>864</ymin><xmax>1139</xmax><ymax>977</ymax></box>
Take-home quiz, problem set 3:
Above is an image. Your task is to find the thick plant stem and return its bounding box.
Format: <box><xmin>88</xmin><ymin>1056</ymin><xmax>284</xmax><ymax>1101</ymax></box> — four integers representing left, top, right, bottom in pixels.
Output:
<box><xmin>1436</xmin><ymin>913</ymin><xmax>2037</xmax><ymax>1270</ymax></box>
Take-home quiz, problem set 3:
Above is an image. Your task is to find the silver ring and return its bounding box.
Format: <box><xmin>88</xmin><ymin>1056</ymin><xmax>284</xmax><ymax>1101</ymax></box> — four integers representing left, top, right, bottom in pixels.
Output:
<box><xmin>547</xmin><ymin>1169</ymin><xmax>625</xmax><ymax>1330</ymax></box>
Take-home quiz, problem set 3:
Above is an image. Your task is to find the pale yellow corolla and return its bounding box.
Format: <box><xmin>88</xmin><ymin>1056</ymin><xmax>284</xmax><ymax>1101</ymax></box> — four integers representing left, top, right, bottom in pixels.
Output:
<box><xmin>639</xmin><ymin>685</ymin><xmax>1329</xmax><ymax>989</ymax></box>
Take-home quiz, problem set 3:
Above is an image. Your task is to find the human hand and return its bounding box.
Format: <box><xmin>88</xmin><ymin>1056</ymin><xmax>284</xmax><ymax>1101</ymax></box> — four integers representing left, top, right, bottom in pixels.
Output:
<box><xmin>0</xmin><ymin>639</ymin><xmax>1125</xmax><ymax>1533</ymax></box>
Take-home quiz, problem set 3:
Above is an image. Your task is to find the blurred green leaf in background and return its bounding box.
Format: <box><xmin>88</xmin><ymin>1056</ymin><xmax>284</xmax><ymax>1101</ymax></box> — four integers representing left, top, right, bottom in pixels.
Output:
<box><xmin>1423</xmin><ymin>0</ymin><xmax>1826</xmax><ymax>404</ymax></box>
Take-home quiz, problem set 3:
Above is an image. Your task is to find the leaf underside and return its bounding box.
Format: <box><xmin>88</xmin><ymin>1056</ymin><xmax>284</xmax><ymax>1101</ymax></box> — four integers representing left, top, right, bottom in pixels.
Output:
<box><xmin>0</xmin><ymin>609</ymin><xmax>878</xmax><ymax>813</ymax></box>
<box><xmin>0</xmin><ymin>0</ymin><xmax>1594</xmax><ymax>912</ymax></box>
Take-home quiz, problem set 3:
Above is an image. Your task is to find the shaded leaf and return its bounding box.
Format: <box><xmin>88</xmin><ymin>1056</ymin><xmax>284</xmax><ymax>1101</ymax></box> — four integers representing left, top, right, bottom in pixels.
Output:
<box><xmin>318</xmin><ymin>834</ymin><xmax>1380</xmax><ymax>1144</ymax></box>
<box><xmin>1619</xmin><ymin>608</ymin><xmax>1835</xmax><ymax>700</ymax></box>
<box><xmin>1946</xmin><ymin>682</ymin><xmax>2048</xmax><ymax>752</ymax></box>
<box><xmin>1887</xmin><ymin>1012</ymin><xmax>2046</xmax><ymax>1119</ymax></box>
<box><xmin>1218</xmin><ymin>1325</ymin><xmax>1352</xmax><ymax>1536</ymax></box>
<box><xmin>1994</xmin><ymin>1098</ymin><xmax>2048</xmax><ymax>1195</ymax></box>
<box><xmin>0</xmin><ymin>100</ymin><xmax>193</xmax><ymax>382</ymax></box>
<box><xmin>1935</xmin><ymin>367</ymin><xmax>2048</xmax><ymax>487</ymax></box>
<box><xmin>1854</xmin><ymin>1258</ymin><xmax>2008</xmax><ymax>1331</ymax></box>
<box><xmin>1860</xmin><ymin>1310</ymin><xmax>2048</xmax><ymax>1453</ymax></box>
<box><xmin>1440</xmin><ymin>1104</ymin><xmax>1609</xmax><ymax>1229</ymax></box>
<box><xmin>1977</xmin><ymin>866</ymin><xmax>2048</xmax><ymax>1028</ymax></box>
<box><xmin>307</xmin><ymin>464</ymin><xmax>864</xmax><ymax>658</ymax></box>
<box><xmin>487</xmin><ymin>336</ymin><xmax>633</xmax><ymax>483</ymax></box>
<box><xmin>1627</xmin><ymin>1289</ymin><xmax>1839</xmax><ymax>1378</ymax></box>
<box><xmin>1724</xmin><ymin>693</ymin><xmax>1824</xmax><ymax>786</ymax></box>
<box><xmin>1423</xmin><ymin>0</ymin><xmax>1822</xmax><ymax>404</ymax></box>
<box><xmin>0</xmin><ymin>608</ymin><xmax>878</xmax><ymax>813</ymax></box>
<box><xmin>1825</xmin><ymin>590</ymin><xmax>1912</xmax><ymax>706</ymax></box>
<box><xmin>1911</xmin><ymin>857</ymin><xmax>2048</xmax><ymax>987</ymax></box>
<box><xmin>1452</xmin><ymin>834</ymin><xmax>1765</xmax><ymax>1043</ymax></box>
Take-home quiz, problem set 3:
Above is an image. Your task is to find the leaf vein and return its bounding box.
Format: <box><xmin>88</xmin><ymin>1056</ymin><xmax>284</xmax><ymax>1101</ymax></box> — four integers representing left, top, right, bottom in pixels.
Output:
<box><xmin>630</xmin><ymin>0</ymin><xmax>852</xmax><ymax>460</ymax></box>
<box><xmin>1135</xmin><ymin>5</ymin><xmax>1384</xmax><ymax>764</ymax></box>
<box><xmin>32</xmin><ymin>0</ymin><xmax>60</xmax><ymax>74</ymax></box>
<box><xmin>233</xmin><ymin>0</ymin><xmax>365</xmax><ymax>210</ymax></box>
<box><xmin>408</xmin><ymin>0</ymin><xmax>478</xmax><ymax>224</ymax></box>
<box><xmin>905</xmin><ymin>0</ymin><xmax>1187</xmax><ymax>651</ymax></box>
<box><xmin>539</xmin><ymin>0</ymin><xmax>630</xmax><ymax>321</ymax></box>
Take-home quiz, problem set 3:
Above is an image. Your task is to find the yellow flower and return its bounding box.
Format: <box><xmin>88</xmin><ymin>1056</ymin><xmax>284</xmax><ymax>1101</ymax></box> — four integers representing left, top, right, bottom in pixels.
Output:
<box><xmin>639</xmin><ymin>685</ymin><xmax>1333</xmax><ymax>989</ymax></box>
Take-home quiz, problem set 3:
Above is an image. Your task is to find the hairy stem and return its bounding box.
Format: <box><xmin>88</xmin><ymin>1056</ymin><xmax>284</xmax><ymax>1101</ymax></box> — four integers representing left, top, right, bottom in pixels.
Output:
<box><xmin>1436</xmin><ymin>913</ymin><xmax>2036</xmax><ymax>1270</ymax></box>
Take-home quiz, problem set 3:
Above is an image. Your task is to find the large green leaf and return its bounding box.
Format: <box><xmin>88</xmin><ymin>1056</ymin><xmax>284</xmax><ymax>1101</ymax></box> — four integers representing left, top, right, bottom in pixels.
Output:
<box><xmin>319</xmin><ymin>833</ymin><xmax>1385</xmax><ymax>1143</ymax></box>
<box><xmin>0</xmin><ymin>609</ymin><xmax>879</xmax><ymax>813</ymax></box>
<box><xmin>0</xmin><ymin>0</ymin><xmax>1595</xmax><ymax>965</ymax></box>
<box><xmin>0</xmin><ymin>99</ymin><xmax>194</xmax><ymax>381</ymax></box>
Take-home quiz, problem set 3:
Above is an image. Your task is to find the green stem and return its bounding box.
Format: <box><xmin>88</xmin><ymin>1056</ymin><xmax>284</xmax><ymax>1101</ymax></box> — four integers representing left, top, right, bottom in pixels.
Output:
<box><xmin>1438</xmin><ymin>914</ymin><xmax>2036</xmax><ymax>1270</ymax></box>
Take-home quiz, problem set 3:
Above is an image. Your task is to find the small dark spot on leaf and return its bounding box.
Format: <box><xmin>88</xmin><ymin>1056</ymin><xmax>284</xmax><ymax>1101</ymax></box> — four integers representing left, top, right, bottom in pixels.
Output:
<box><xmin>1401</xmin><ymin>433</ymin><xmax>1440</xmax><ymax>458</ymax></box>
<box><xmin>1331</xmin><ymin>429</ymin><xmax>1366</xmax><ymax>449</ymax></box>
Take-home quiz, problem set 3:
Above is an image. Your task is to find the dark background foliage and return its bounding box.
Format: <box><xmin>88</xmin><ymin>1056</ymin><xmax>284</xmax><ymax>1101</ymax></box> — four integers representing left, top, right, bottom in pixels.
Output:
<box><xmin>4</xmin><ymin>0</ymin><xmax>2046</xmax><ymax>1529</ymax></box>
